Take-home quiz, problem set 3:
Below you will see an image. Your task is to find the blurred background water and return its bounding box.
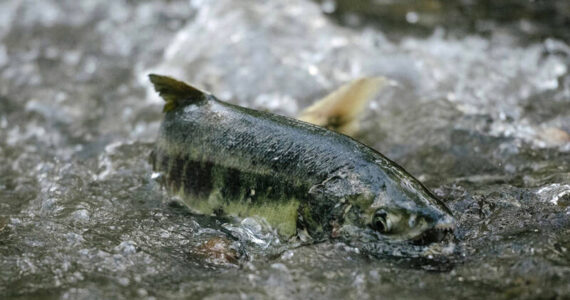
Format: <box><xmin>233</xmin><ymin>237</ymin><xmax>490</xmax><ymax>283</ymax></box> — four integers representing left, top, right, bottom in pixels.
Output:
<box><xmin>0</xmin><ymin>0</ymin><xmax>569</xmax><ymax>299</ymax></box>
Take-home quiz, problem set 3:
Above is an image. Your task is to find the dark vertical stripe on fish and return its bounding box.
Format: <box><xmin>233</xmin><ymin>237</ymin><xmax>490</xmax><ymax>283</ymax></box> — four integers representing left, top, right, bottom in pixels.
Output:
<box><xmin>184</xmin><ymin>160</ymin><xmax>214</xmax><ymax>197</ymax></box>
<box><xmin>221</xmin><ymin>167</ymin><xmax>242</xmax><ymax>200</ymax></box>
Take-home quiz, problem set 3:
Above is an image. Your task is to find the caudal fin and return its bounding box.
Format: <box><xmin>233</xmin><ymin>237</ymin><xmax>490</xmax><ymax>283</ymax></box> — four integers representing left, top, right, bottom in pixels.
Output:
<box><xmin>298</xmin><ymin>77</ymin><xmax>387</xmax><ymax>136</ymax></box>
<box><xmin>148</xmin><ymin>74</ymin><xmax>209</xmax><ymax>112</ymax></box>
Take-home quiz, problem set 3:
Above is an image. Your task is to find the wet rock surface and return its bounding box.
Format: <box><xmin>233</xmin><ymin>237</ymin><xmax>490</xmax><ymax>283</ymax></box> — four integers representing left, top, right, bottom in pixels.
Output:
<box><xmin>0</xmin><ymin>0</ymin><xmax>569</xmax><ymax>299</ymax></box>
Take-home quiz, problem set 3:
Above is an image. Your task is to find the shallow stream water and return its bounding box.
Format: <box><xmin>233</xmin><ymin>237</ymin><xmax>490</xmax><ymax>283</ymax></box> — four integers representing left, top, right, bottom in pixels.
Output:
<box><xmin>1</xmin><ymin>0</ymin><xmax>569</xmax><ymax>299</ymax></box>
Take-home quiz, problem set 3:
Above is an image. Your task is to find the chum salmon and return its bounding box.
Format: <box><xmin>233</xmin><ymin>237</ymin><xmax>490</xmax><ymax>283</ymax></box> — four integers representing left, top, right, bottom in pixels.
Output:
<box><xmin>149</xmin><ymin>74</ymin><xmax>454</xmax><ymax>243</ymax></box>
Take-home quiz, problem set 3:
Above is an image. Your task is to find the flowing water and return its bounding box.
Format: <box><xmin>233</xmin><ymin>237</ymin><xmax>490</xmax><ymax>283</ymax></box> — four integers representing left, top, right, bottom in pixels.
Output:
<box><xmin>1</xmin><ymin>0</ymin><xmax>569</xmax><ymax>299</ymax></box>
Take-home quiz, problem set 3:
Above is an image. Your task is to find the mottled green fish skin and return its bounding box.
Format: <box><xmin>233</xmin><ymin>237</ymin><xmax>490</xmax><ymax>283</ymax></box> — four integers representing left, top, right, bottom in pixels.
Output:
<box><xmin>150</xmin><ymin>74</ymin><xmax>454</xmax><ymax>240</ymax></box>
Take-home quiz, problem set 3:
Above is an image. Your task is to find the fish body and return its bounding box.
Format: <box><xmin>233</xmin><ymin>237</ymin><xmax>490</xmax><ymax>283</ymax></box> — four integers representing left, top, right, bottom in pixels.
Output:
<box><xmin>149</xmin><ymin>75</ymin><xmax>454</xmax><ymax>242</ymax></box>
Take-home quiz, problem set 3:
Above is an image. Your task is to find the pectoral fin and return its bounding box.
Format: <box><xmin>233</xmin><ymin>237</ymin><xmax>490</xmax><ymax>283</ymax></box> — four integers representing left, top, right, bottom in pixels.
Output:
<box><xmin>298</xmin><ymin>77</ymin><xmax>387</xmax><ymax>136</ymax></box>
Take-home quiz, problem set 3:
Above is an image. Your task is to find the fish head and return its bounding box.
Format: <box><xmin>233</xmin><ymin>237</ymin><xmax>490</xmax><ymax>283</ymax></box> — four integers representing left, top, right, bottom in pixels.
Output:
<box><xmin>348</xmin><ymin>164</ymin><xmax>455</xmax><ymax>243</ymax></box>
<box><xmin>367</xmin><ymin>200</ymin><xmax>454</xmax><ymax>244</ymax></box>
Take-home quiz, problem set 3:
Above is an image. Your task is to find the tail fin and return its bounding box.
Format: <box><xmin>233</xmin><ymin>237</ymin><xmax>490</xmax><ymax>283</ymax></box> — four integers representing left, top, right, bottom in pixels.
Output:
<box><xmin>148</xmin><ymin>74</ymin><xmax>209</xmax><ymax>112</ymax></box>
<box><xmin>298</xmin><ymin>77</ymin><xmax>387</xmax><ymax>136</ymax></box>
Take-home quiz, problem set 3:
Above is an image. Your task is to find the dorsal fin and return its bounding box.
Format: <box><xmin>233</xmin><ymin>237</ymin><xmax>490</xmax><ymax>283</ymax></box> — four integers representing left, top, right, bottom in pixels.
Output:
<box><xmin>148</xmin><ymin>74</ymin><xmax>209</xmax><ymax>112</ymax></box>
<box><xmin>298</xmin><ymin>77</ymin><xmax>387</xmax><ymax>136</ymax></box>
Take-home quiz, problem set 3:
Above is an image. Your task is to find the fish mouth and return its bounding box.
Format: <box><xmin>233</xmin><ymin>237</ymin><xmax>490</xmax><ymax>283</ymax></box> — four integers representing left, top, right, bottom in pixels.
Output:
<box><xmin>365</xmin><ymin>214</ymin><xmax>455</xmax><ymax>244</ymax></box>
<box><xmin>412</xmin><ymin>216</ymin><xmax>455</xmax><ymax>245</ymax></box>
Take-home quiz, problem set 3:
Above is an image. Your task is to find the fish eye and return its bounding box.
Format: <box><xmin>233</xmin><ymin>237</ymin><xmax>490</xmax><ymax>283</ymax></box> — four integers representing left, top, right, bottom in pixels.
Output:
<box><xmin>371</xmin><ymin>210</ymin><xmax>390</xmax><ymax>233</ymax></box>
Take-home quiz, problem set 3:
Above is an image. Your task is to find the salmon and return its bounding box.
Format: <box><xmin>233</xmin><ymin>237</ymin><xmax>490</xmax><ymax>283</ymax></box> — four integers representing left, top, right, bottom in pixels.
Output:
<box><xmin>149</xmin><ymin>74</ymin><xmax>454</xmax><ymax>242</ymax></box>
